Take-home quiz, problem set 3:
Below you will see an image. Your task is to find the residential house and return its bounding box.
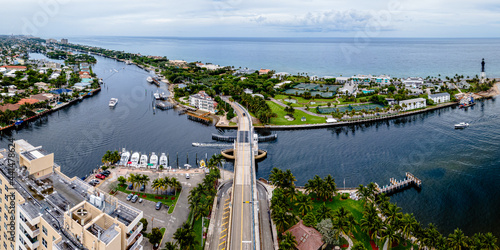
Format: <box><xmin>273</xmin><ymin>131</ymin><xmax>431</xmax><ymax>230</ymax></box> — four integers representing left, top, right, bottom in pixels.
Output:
<box><xmin>429</xmin><ymin>92</ymin><xmax>450</xmax><ymax>104</ymax></box>
<box><xmin>0</xmin><ymin>103</ymin><xmax>20</xmax><ymax>112</ymax></box>
<box><xmin>456</xmin><ymin>80</ymin><xmax>471</xmax><ymax>89</ymax></box>
<box><xmin>18</xmin><ymin>98</ymin><xmax>39</xmax><ymax>105</ymax></box>
<box><xmin>34</xmin><ymin>82</ymin><xmax>49</xmax><ymax>90</ymax></box>
<box><xmin>50</xmin><ymin>88</ymin><xmax>73</xmax><ymax>95</ymax></box>
<box><xmin>30</xmin><ymin>93</ymin><xmax>59</xmax><ymax>103</ymax></box>
<box><xmin>285</xmin><ymin>220</ymin><xmax>324</xmax><ymax>250</ymax></box>
<box><xmin>0</xmin><ymin>65</ymin><xmax>27</xmax><ymax>71</ymax></box>
<box><xmin>403</xmin><ymin>77</ymin><xmax>424</xmax><ymax>88</ymax></box>
<box><xmin>338</xmin><ymin>82</ymin><xmax>358</xmax><ymax>95</ymax></box>
<box><xmin>385</xmin><ymin>98</ymin><xmax>397</xmax><ymax>106</ymax></box>
<box><xmin>259</xmin><ymin>69</ymin><xmax>271</xmax><ymax>75</ymax></box>
<box><xmin>399</xmin><ymin>98</ymin><xmax>426</xmax><ymax>111</ymax></box>
<box><xmin>189</xmin><ymin>91</ymin><xmax>218</xmax><ymax>113</ymax></box>
<box><xmin>335</xmin><ymin>77</ymin><xmax>350</xmax><ymax>84</ymax></box>
<box><xmin>373</xmin><ymin>75</ymin><xmax>391</xmax><ymax>85</ymax></box>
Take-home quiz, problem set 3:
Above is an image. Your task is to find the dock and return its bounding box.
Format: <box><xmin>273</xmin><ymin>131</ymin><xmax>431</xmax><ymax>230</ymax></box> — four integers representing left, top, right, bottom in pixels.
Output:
<box><xmin>375</xmin><ymin>172</ymin><xmax>421</xmax><ymax>195</ymax></box>
<box><xmin>187</xmin><ymin>112</ymin><xmax>212</xmax><ymax>125</ymax></box>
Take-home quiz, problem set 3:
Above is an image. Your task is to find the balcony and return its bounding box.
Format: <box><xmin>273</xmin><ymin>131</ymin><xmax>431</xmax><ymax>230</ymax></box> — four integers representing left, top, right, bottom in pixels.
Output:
<box><xmin>126</xmin><ymin>222</ymin><xmax>143</xmax><ymax>246</ymax></box>
<box><xmin>127</xmin><ymin>233</ymin><xmax>143</xmax><ymax>250</ymax></box>
<box><xmin>20</xmin><ymin>219</ymin><xmax>40</xmax><ymax>238</ymax></box>
<box><xmin>21</xmin><ymin>231</ymin><xmax>39</xmax><ymax>249</ymax></box>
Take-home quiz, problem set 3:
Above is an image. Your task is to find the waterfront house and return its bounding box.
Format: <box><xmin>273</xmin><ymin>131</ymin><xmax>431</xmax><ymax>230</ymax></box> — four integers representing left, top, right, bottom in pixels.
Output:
<box><xmin>285</xmin><ymin>220</ymin><xmax>324</xmax><ymax>250</ymax></box>
<box><xmin>50</xmin><ymin>88</ymin><xmax>73</xmax><ymax>96</ymax></box>
<box><xmin>0</xmin><ymin>103</ymin><xmax>20</xmax><ymax>112</ymax></box>
<box><xmin>456</xmin><ymin>80</ymin><xmax>471</xmax><ymax>89</ymax></box>
<box><xmin>18</xmin><ymin>98</ymin><xmax>39</xmax><ymax>105</ymax></box>
<box><xmin>373</xmin><ymin>75</ymin><xmax>391</xmax><ymax>85</ymax></box>
<box><xmin>30</xmin><ymin>93</ymin><xmax>59</xmax><ymax>103</ymax></box>
<box><xmin>259</xmin><ymin>69</ymin><xmax>271</xmax><ymax>75</ymax></box>
<box><xmin>429</xmin><ymin>92</ymin><xmax>450</xmax><ymax>104</ymax></box>
<box><xmin>189</xmin><ymin>90</ymin><xmax>218</xmax><ymax>113</ymax></box>
<box><xmin>34</xmin><ymin>82</ymin><xmax>49</xmax><ymax>90</ymax></box>
<box><xmin>403</xmin><ymin>77</ymin><xmax>424</xmax><ymax>88</ymax></box>
<box><xmin>399</xmin><ymin>98</ymin><xmax>426</xmax><ymax>111</ymax></box>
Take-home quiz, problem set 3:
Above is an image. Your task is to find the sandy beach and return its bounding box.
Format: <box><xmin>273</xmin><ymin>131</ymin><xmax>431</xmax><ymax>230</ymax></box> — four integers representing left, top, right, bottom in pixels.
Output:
<box><xmin>474</xmin><ymin>82</ymin><xmax>500</xmax><ymax>98</ymax></box>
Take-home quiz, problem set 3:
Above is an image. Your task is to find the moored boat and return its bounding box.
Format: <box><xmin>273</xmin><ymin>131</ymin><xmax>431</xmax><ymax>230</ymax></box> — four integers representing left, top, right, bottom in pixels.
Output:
<box><xmin>130</xmin><ymin>152</ymin><xmax>140</xmax><ymax>167</ymax></box>
<box><xmin>455</xmin><ymin>122</ymin><xmax>469</xmax><ymax>129</ymax></box>
<box><xmin>120</xmin><ymin>149</ymin><xmax>130</xmax><ymax>165</ymax></box>
<box><xmin>159</xmin><ymin>153</ymin><xmax>168</xmax><ymax>167</ymax></box>
<box><xmin>150</xmin><ymin>152</ymin><xmax>158</xmax><ymax>168</ymax></box>
<box><xmin>140</xmin><ymin>154</ymin><xmax>148</xmax><ymax>167</ymax></box>
<box><xmin>147</xmin><ymin>77</ymin><xmax>153</xmax><ymax>83</ymax></box>
<box><xmin>154</xmin><ymin>91</ymin><xmax>160</xmax><ymax>100</ymax></box>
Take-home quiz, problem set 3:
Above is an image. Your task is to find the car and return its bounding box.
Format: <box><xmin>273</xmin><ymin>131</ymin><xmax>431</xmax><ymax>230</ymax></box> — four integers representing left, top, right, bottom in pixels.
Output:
<box><xmin>126</xmin><ymin>193</ymin><xmax>134</xmax><ymax>201</ymax></box>
<box><xmin>95</xmin><ymin>174</ymin><xmax>106</xmax><ymax>180</ymax></box>
<box><xmin>140</xmin><ymin>184</ymin><xmax>145</xmax><ymax>192</ymax></box>
<box><xmin>155</xmin><ymin>201</ymin><xmax>162</xmax><ymax>210</ymax></box>
<box><xmin>102</xmin><ymin>170</ymin><xmax>111</xmax><ymax>175</ymax></box>
<box><xmin>128</xmin><ymin>183</ymin><xmax>133</xmax><ymax>190</ymax></box>
<box><xmin>242</xmin><ymin>113</ymin><xmax>246</xmax><ymax>116</ymax></box>
<box><xmin>185</xmin><ymin>173</ymin><xmax>190</xmax><ymax>179</ymax></box>
<box><xmin>138</xmin><ymin>198</ymin><xmax>143</xmax><ymax>203</ymax></box>
<box><xmin>131</xmin><ymin>195</ymin><xmax>139</xmax><ymax>203</ymax></box>
<box><xmin>100</xmin><ymin>172</ymin><xmax>110</xmax><ymax>177</ymax></box>
<box><xmin>89</xmin><ymin>179</ymin><xmax>99</xmax><ymax>186</ymax></box>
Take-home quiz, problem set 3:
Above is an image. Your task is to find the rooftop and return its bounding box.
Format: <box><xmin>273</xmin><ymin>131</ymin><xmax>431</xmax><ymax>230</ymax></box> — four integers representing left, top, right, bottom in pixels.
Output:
<box><xmin>21</xmin><ymin>149</ymin><xmax>49</xmax><ymax>161</ymax></box>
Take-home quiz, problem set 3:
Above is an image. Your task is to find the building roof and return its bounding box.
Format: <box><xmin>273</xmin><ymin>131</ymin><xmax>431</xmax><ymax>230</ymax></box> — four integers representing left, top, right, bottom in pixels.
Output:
<box><xmin>50</xmin><ymin>88</ymin><xmax>73</xmax><ymax>95</ymax></box>
<box><xmin>18</xmin><ymin>98</ymin><xmax>39</xmax><ymax>105</ymax></box>
<box><xmin>429</xmin><ymin>92</ymin><xmax>450</xmax><ymax>98</ymax></box>
<box><xmin>0</xmin><ymin>103</ymin><xmax>20</xmax><ymax>112</ymax></box>
<box><xmin>399</xmin><ymin>98</ymin><xmax>426</xmax><ymax>104</ymax></box>
<box><xmin>259</xmin><ymin>69</ymin><xmax>271</xmax><ymax>74</ymax></box>
<box><xmin>31</xmin><ymin>93</ymin><xmax>58</xmax><ymax>101</ymax></box>
<box><xmin>0</xmin><ymin>65</ymin><xmax>27</xmax><ymax>70</ymax></box>
<box><xmin>285</xmin><ymin>220</ymin><xmax>324</xmax><ymax>250</ymax></box>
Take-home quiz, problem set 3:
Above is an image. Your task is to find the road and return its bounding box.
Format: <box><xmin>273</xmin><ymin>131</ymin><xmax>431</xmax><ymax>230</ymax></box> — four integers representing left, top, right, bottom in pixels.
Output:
<box><xmin>257</xmin><ymin>182</ymin><xmax>274</xmax><ymax>250</ymax></box>
<box><xmin>229</xmin><ymin>102</ymin><xmax>258</xmax><ymax>250</ymax></box>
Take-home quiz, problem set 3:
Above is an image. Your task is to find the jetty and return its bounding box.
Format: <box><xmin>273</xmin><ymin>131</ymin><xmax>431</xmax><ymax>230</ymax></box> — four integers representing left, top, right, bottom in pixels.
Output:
<box><xmin>375</xmin><ymin>172</ymin><xmax>422</xmax><ymax>195</ymax></box>
<box><xmin>187</xmin><ymin>112</ymin><xmax>211</xmax><ymax>124</ymax></box>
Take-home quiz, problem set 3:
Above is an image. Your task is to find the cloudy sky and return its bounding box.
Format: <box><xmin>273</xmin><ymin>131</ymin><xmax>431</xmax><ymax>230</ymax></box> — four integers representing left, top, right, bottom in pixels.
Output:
<box><xmin>1</xmin><ymin>0</ymin><xmax>499</xmax><ymax>38</ymax></box>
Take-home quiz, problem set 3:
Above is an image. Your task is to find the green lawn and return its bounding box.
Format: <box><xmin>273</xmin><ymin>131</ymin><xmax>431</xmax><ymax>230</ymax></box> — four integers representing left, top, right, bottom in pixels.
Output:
<box><xmin>116</xmin><ymin>185</ymin><xmax>180</xmax><ymax>213</ymax></box>
<box><xmin>266</xmin><ymin>101</ymin><xmax>326</xmax><ymax>125</ymax></box>
<box><xmin>274</xmin><ymin>94</ymin><xmax>335</xmax><ymax>106</ymax></box>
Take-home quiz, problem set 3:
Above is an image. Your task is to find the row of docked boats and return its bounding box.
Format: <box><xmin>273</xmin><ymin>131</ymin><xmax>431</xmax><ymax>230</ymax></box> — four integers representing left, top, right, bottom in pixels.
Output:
<box><xmin>119</xmin><ymin>149</ymin><xmax>168</xmax><ymax>168</ymax></box>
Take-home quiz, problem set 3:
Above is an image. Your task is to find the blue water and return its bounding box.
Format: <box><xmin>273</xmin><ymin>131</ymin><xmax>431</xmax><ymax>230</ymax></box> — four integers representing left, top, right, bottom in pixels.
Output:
<box><xmin>3</xmin><ymin>37</ymin><xmax>500</xmax><ymax>239</ymax></box>
<box><xmin>67</xmin><ymin>36</ymin><xmax>500</xmax><ymax>78</ymax></box>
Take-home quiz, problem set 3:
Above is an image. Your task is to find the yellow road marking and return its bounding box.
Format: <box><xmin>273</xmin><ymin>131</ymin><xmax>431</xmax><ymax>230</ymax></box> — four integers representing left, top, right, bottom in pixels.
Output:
<box><xmin>223</xmin><ymin>210</ymin><xmax>229</xmax><ymax>215</ymax></box>
<box><xmin>223</xmin><ymin>216</ymin><xmax>228</xmax><ymax>220</ymax></box>
<box><xmin>222</xmin><ymin>221</ymin><xmax>228</xmax><ymax>226</ymax></box>
<box><xmin>221</xmin><ymin>228</ymin><xmax>227</xmax><ymax>233</ymax></box>
<box><xmin>220</xmin><ymin>234</ymin><xmax>227</xmax><ymax>239</ymax></box>
<box><xmin>219</xmin><ymin>241</ymin><xmax>226</xmax><ymax>246</ymax></box>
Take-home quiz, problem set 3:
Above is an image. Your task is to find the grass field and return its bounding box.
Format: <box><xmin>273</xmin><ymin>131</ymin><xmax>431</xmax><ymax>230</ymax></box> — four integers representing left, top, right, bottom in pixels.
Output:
<box><xmin>117</xmin><ymin>185</ymin><xmax>180</xmax><ymax>213</ymax></box>
<box><xmin>266</xmin><ymin>101</ymin><xmax>326</xmax><ymax>125</ymax></box>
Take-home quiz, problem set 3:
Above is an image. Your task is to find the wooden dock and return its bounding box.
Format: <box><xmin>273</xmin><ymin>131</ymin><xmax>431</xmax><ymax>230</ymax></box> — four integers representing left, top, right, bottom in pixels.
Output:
<box><xmin>187</xmin><ymin>112</ymin><xmax>212</xmax><ymax>124</ymax></box>
<box><xmin>375</xmin><ymin>172</ymin><xmax>421</xmax><ymax>195</ymax></box>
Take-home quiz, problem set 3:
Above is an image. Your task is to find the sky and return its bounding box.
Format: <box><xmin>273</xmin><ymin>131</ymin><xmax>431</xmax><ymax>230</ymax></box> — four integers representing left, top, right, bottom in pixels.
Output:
<box><xmin>1</xmin><ymin>0</ymin><xmax>499</xmax><ymax>38</ymax></box>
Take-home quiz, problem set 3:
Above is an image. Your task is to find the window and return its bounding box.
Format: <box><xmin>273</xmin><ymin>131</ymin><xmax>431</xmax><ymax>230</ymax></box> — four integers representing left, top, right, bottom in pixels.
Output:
<box><xmin>42</xmin><ymin>238</ymin><xmax>47</xmax><ymax>248</ymax></box>
<box><xmin>4</xmin><ymin>185</ymin><xmax>7</xmax><ymax>192</ymax></box>
<box><xmin>3</xmin><ymin>214</ymin><xmax>6</xmax><ymax>221</ymax></box>
<box><xmin>42</xmin><ymin>225</ymin><xmax>47</xmax><ymax>235</ymax></box>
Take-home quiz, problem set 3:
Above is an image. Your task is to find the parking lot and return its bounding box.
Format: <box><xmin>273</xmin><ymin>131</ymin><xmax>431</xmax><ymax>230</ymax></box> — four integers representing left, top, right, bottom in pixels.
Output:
<box><xmin>95</xmin><ymin>167</ymin><xmax>206</xmax><ymax>247</ymax></box>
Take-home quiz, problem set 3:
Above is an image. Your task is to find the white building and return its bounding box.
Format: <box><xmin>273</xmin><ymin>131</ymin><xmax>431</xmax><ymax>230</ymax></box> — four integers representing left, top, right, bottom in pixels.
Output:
<box><xmin>338</xmin><ymin>82</ymin><xmax>358</xmax><ymax>95</ymax></box>
<box><xmin>335</xmin><ymin>77</ymin><xmax>350</xmax><ymax>84</ymax></box>
<box><xmin>429</xmin><ymin>92</ymin><xmax>450</xmax><ymax>104</ymax></box>
<box><xmin>403</xmin><ymin>77</ymin><xmax>424</xmax><ymax>88</ymax></box>
<box><xmin>189</xmin><ymin>91</ymin><xmax>218</xmax><ymax>113</ymax></box>
<box><xmin>373</xmin><ymin>75</ymin><xmax>391</xmax><ymax>85</ymax></box>
<box><xmin>399</xmin><ymin>98</ymin><xmax>426</xmax><ymax>111</ymax></box>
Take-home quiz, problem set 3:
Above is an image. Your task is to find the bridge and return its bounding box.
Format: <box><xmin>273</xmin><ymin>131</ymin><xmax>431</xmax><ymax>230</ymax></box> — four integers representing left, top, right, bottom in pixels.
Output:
<box><xmin>208</xmin><ymin>101</ymin><xmax>275</xmax><ymax>250</ymax></box>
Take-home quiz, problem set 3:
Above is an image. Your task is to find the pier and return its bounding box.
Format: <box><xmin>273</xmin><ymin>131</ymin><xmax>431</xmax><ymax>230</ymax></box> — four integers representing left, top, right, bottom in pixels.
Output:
<box><xmin>375</xmin><ymin>172</ymin><xmax>421</xmax><ymax>195</ymax></box>
<box><xmin>187</xmin><ymin>112</ymin><xmax>211</xmax><ymax>124</ymax></box>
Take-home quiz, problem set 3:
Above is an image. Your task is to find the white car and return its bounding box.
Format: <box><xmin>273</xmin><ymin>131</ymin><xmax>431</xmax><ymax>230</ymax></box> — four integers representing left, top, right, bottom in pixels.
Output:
<box><xmin>185</xmin><ymin>173</ymin><xmax>190</xmax><ymax>179</ymax></box>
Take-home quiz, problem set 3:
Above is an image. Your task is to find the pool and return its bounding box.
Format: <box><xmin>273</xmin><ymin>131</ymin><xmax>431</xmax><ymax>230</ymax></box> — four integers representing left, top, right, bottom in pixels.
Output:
<box><xmin>362</xmin><ymin>90</ymin><xmax>375</xmax><ymax>94</ymax></box>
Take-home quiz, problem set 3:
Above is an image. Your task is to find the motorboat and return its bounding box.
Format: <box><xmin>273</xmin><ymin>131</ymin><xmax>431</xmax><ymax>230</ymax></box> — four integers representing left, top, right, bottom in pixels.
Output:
<box><xmin>184</xmin><ymin>164</ymin><xmax>192</xmax><ymax>169</ymax></box>
<box><xmin>130</xmin><ymin>152</ymin><xmax>140</xmax><ymax>167</ymax></box>
<box><xmin>109</xmin><ymin>98</ymin><xmax>118</xmax><ymax>107</ymax></box>
<box><xmin>159</xmin><ymin>92</ymin><xmax>167</xmax><ymax>100</ymax></box>
<box><xmin>147</xmin><ymin>77</ymin><xmax>153</xmax><ymax>83</ymax></box>
<box><xmin>154</xmin><ymin>91</ymin><xmax>160</xmax><ymax>100</ymax></box>
<box><xmin>119</xmin><ymin>149</ymin><xmax>130</xmax><ymax>165</ymax></box>
<box><xmin>455</xmin><ymin>122</ymin><xmax>469</xmax><ymax>129</ymax></box>
<box><xmin>150</xmin><ymin>152</ymin><xmax>158</xmax><ymax>168</ymax></box>
<box><xmin>159</xmin><ymin>153</ymin><xmax>168</xmax><ymax>167</ymax></box>
<box><xmin>140</xmin><ymin>154</ymin><xmax>148</xmax><ymax>167</ymax></box>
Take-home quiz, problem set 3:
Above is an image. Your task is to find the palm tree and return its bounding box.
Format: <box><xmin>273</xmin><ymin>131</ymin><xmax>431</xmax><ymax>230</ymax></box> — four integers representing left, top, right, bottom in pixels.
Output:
<box><xmin>316</xmin><ymin>203</ymin><xmax>333</xmax><ymax>222</ymax></box>
<box><xmin>332</xmin><ymin>207</ymin><xmax>357</xmax><ymax>238</ymax></box>
<box><xmin>151</xmin><ymin>178</ymin><xmax>162</xmax><ymax>194</ymax></box>
<box><xmin>384</xmin><ymin>203</ymin><xmax>402</xmax><ymax>225</ymax></box>
<box><xmin>272</xmin><ymin>207</ymin><xmax>291</xmax><ymax>233</ymax></box>
<box><xmin>323</xmin><ymin>174</ymin><xmax>337</xmax><ymax>199</ymax></box>
<box><xmin>127</xmin><ymin>174</ymin><xmax>138</xmax><ymax>190</ymax></box>
<box><xmin>305</xmin><ymin>175</ymin><xmax>322</xmax><ymax>197</ymax></box>
<box><xmin>269</xmin><ymin>167</ymin><xmax>284</xmax><ymax>187</ymax></box>
<box><xmin>294</xmin><ymin>193</ymin><xmax>313</xmax><ymax>216</ymax></box>
<box><xmin>448</xmin><ymin>228</ymin><xmax>468</xmax><ymax>250</ymax></box>
<box><xmin>173</xmin><ymin>222</ymin><xmax>198</xmax><ymax>250</ymax></box>
<box><xmin>356</xmin><ymin>184</ymin><xmax>371</xmax><ymax>204</ymax></box>
<box><xmin>170</xmin><ymin>177</ymin><xmax>182</xmax><ymax>195</ymax></box>
<box><xmin>381</xmin><ymin>224</ymin><xmax>400</xmax><ymax>250</ymax></box>
<box><xmin>360</xmin><ymin>215</ymin><xmax>383</xmax><ymax>240</ymax></box>
<box><xmin>482</xmin><ymin>232</ymin><xmax>499</xmax><ymax>250</ymax></box>
<box><xmin>162</xmin><ymin>242</ymin><xmax>179</xmax><ymax>250</ymax></box>
<box><xmin>279</xmin><ymin>231</ymin><xmax>297</xmax><ymax>250</ymax></box>
<box><xmin>283</xmin><ymin>169</ymin><xmax>297</xmax><ymax>189</ymax></box>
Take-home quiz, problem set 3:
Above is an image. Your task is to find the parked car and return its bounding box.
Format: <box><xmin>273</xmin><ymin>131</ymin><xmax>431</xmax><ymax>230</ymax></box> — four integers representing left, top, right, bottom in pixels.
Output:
<box><xmin>100</xmin><ymin>172</ymin><xmax>110</xmax><ymax>177</ymax></box>
<box><xmin>95</xmin><ymin>174</ymin><xmax>106</xmax><ymax>180</ymax></box>
<box><xmin>140</xmin><ymin>184</ymin><xmax>145</xmax><ymax>192</ymax></box>
<box><xmin>128</xmin><ymin>183</ymin><xmax>133</xmax><ymax>190</ymax></box>
<box><xmin>138</xmin><ymin>198</ymin><xmax>143</xmax><ymax>203</ymax></box>
<box><xmin>185</xmin><ymin>173</ymin><xmax>190</xmax><ymax>179</ymax></box>
<box><xmin>126</xmin><ymin>193</ymin><xmax>134</xmax><ymax>201</ymax></box>
<box><xmin>131</xmin><ymin>195</ymin><xmax>139</xmax><ymax>203</ymax></box>
<box><xmin>155</xmin><ymin>201</ymin><xmax>162</xmax><ymax>210</ymax></box>
<box><xmin>89</xmin><ymin>179</ymin><xmax>99</xmax><ymax>186</ymax></box>
<box><xmin>102</xmin><ymin>170</ymin><xmax>111</xmax><ymax>175</ymax></box>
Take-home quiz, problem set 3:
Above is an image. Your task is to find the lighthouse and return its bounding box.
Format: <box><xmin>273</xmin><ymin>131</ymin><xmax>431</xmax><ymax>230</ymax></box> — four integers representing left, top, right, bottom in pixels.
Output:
<box><xmin>480</xmin><ymin>58</ymin><xmax>486</xmax><ymax>83</ymax></box>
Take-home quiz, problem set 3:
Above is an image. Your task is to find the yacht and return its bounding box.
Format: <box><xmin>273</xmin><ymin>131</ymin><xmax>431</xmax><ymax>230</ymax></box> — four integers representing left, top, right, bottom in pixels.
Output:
<box><xmin>119</xmin><ymin>149</ymin><xmax>130</xmax><ymax>165</ymax></box>
<box><xmin>150</xmin><ymin>152</ymin><xmax>158</xmax><ymax>168</ymax></box>
<box><xmin>153</xmin><ymin>91</ymin><xmax>160</xmax><ymax>100</ymax></box>
<box><xmin>140</xmin><ymin>154</ymin><xmax>148</xmax><ymax>167</ymax></box>
<box><xmin>109</xmin><ymin>98</ymin><xmax>118</xmax><ymax>107</ymax></box>
<box><xmin>455</xmin><ymin>122</ymin><xmax>469</xmax><ymax>129</ymax></box>
<box><xmin>147</xmin><ymin>77</ymin><xmax>153</xmax><ymax>83</ymax></box>
<box><xmin>130</xmin><ymin>152</ymin><xmax>140</xmax><ymax>167</ymax></box>
<box><xmin>159</xmin><ymin>153</ymin><xmax>168</xmax><ymax>167</ymax></box>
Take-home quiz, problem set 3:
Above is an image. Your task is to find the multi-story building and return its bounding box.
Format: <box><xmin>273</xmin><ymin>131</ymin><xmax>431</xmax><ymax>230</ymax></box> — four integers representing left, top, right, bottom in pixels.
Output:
<box><xmin>0</xmin><ymin>140</ymin><xmax>144</xmax><ymax>250</ymax></box>
<box><xmin>399</xmin><ymin>98</ymin><xmax>427</xmax><ymax>111</ymax></box>
<box><xmin>60</xmin><ymin>39</ymin><xmax>68</xmax><ymax>45</ymax></box>
<box><xmin>189</xmin><ymin>91</ymin><xmax>218</xmax><ymax>113</ymax></box>
<box><xmin>429</xmin><ymin>92</ymin><xmax>450</xmax><ymax>104</ymax></box>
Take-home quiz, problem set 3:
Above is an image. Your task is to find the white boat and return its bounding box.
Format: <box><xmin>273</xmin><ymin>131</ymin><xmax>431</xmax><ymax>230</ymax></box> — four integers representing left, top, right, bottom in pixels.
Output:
<box><xmin>159</xmin><ymin>153</ymin><xmax>168</xmax><ymax>167</ymax></box>
<box><xmin>140</xmin><ymin>154</ymin><xmax>148</xmax><ymax>167</ymax></box>
<box><xmin>455</xmin><ymin>122</ymin><xmax>469</xmax><ymax>129</ymax></box>
<box><xmin>119</xmin><ymin>149</ymin><xmax>130</xmax><ymax>165</ymax></box>
<box><xmin>184</xmin><ymin>164</ymin><xmax>192</xmax><ymax>169</ymax></box>
<box><xmin>130</xmin><ymin>152</ymin><xmax>140</xmax><ymax>167</ymax></box>
<box><xmin>159</xmin><ymin>92</ymin><xmax>167</xmax><ymax>100</ymax></box>
<box><xmin>147</xmin><ymin>77</ymin><xmax>153</xmax><ymax>83</ymax></box>
<box><xmin>154</xmin><ymin>91</ymin><xmax>160</xmax><ymax>100</ymax></box>
<box><xmin>150</xmin><ymin>152</ymin><xmax>158</xmax><ymax>168</ymax></box>
<box><xmin>109</xmin><ymin>98</ymin><xmax>118</xmax><ymax>107</ymax></box>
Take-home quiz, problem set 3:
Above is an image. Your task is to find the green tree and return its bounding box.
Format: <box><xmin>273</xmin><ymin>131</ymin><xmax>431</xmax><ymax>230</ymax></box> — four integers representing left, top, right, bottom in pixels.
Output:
<box><xmin>279</xmin><ymin>231</ymin><xmax>298</xmax><ymax>250</ymax></box>
<box><xmin>380</xmin><ymin>224</ymin><xmax>400</xmax><ymax>250</ymax></box>
<box><xmin>448</xmin><ymin>228</ymin><xmax>468</xmax><ymax>250</ymax></box>
<box><xmin>139</xmin><ymin>218</ymin><xmax>148</xmax><ymax>233</ymax></box>
<box><xmin>294</xmin><ymin>193</ymin><xmax>313</xmax><ymax>216</ymax></box>
<box><xmin>173</xmin><ymin>222</ymin><xmax>198</xmax><ymax>250</ymax></box>
<box><xmin>148</xmin><ymin>227</ymin><xmax>163</xmax><ymax>245</ymax></box>
<box><xmin>302</xmin><ymin>212</ymin><xmax>317</xmax><ymax>227</ymax></box>
<box><xmin>162</xmin><ymin>242</ymin><xmax>179</xmax><ymax>250</ymax></box>
<box><xmin>352</xmin><ymin>242</ymin><xmax>367</xmax><ymax>250</ymax></box>
<box><xmin>117</xmin><ymin>176</ymin><xmax>127</xmax><ymax>186</ymax></box>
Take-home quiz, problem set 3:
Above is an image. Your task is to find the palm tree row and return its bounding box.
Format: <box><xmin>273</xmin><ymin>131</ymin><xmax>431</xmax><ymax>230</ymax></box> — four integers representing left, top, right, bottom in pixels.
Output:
<box><xmin>304</xmin><ymin>174</ymin><xmax>337</xmax><ymax>200</ymax></box>
<box><xmin>188</xmin><ymin>165</ymin><xmax>221</xmax><ymax>224</ymax></box>
<box><xmin>126</xmin><ymin>173</ymin><xmax>150</xmax><ymax>190</ymax></box>
<box><xmin>269</xmin><ymin>167</ymin><xmax>297</xmax><ymax>190</ymax></box>
<box><xmin>151</xmin><ymin>176</ymin><xmax>182</xmax><ymax>195</ymax></box>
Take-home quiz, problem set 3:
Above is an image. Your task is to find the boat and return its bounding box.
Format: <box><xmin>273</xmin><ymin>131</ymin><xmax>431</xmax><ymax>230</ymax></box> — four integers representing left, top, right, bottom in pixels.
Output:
<box><xmin>159</xmin><ymin>92</ymin><xmax>167</xmax><ymax>100</ymax></box>
<box><xmin>139</xmin><ymin>154</ymin><xmax>148</xmax><ymax>167</ymax></box>
<box><xmin>154</xmin><ymin>91</ymin><xmax>160</xmax><ymax>100</ymax></box>
<box><xmin>199</xmin><ymin>160</ymin><xmax>206</xmax><ymax>168</ymax></box>
<box><xmin>120</xmin><ymin>149</ymin><xmax>130</xmax><ymax>165</ymax></box>
<box><xmin>109</xmin><ymin>98</ymin><xmax>118</xmax><ymax>107</ymax></box>
<box><xmin>455</xmin><ymin>122</ymin><xmax>469</xmax><ymax>129</ymax></box>
<box><xmin>184</xmin><ymin>164</ymin><xmax>192</xmax><ymax>169</ymax></box>
<box><xmin>147</xmin><ymin>77</ymin><xmax>153</xmax><ymax>83</ymax></box>
<box><xmin>150</xmin><ymin>152</ymin><xmax>158</xmax><ymax>168</ymax></box>
<box><xmin>130</xmin><ymin>152</ymin><xmax>140</xmax><ymax>167</ymax></box>
<box><xmin>159</xmin><ymin>153</ymin><xmax>168</xmax><ymax>167</ymax></box>
<box><xmin>78</xmin><ymin>96</ymin><xmax>83</xmax><ymax>100</ymax></box>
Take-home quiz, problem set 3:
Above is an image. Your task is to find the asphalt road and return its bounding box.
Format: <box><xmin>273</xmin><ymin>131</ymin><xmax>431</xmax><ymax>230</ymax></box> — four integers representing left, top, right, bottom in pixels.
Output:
<box><xmin>257</xmin><ymin>182</ymin><xmax>274</xmax><ymax>250</ymax></box>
